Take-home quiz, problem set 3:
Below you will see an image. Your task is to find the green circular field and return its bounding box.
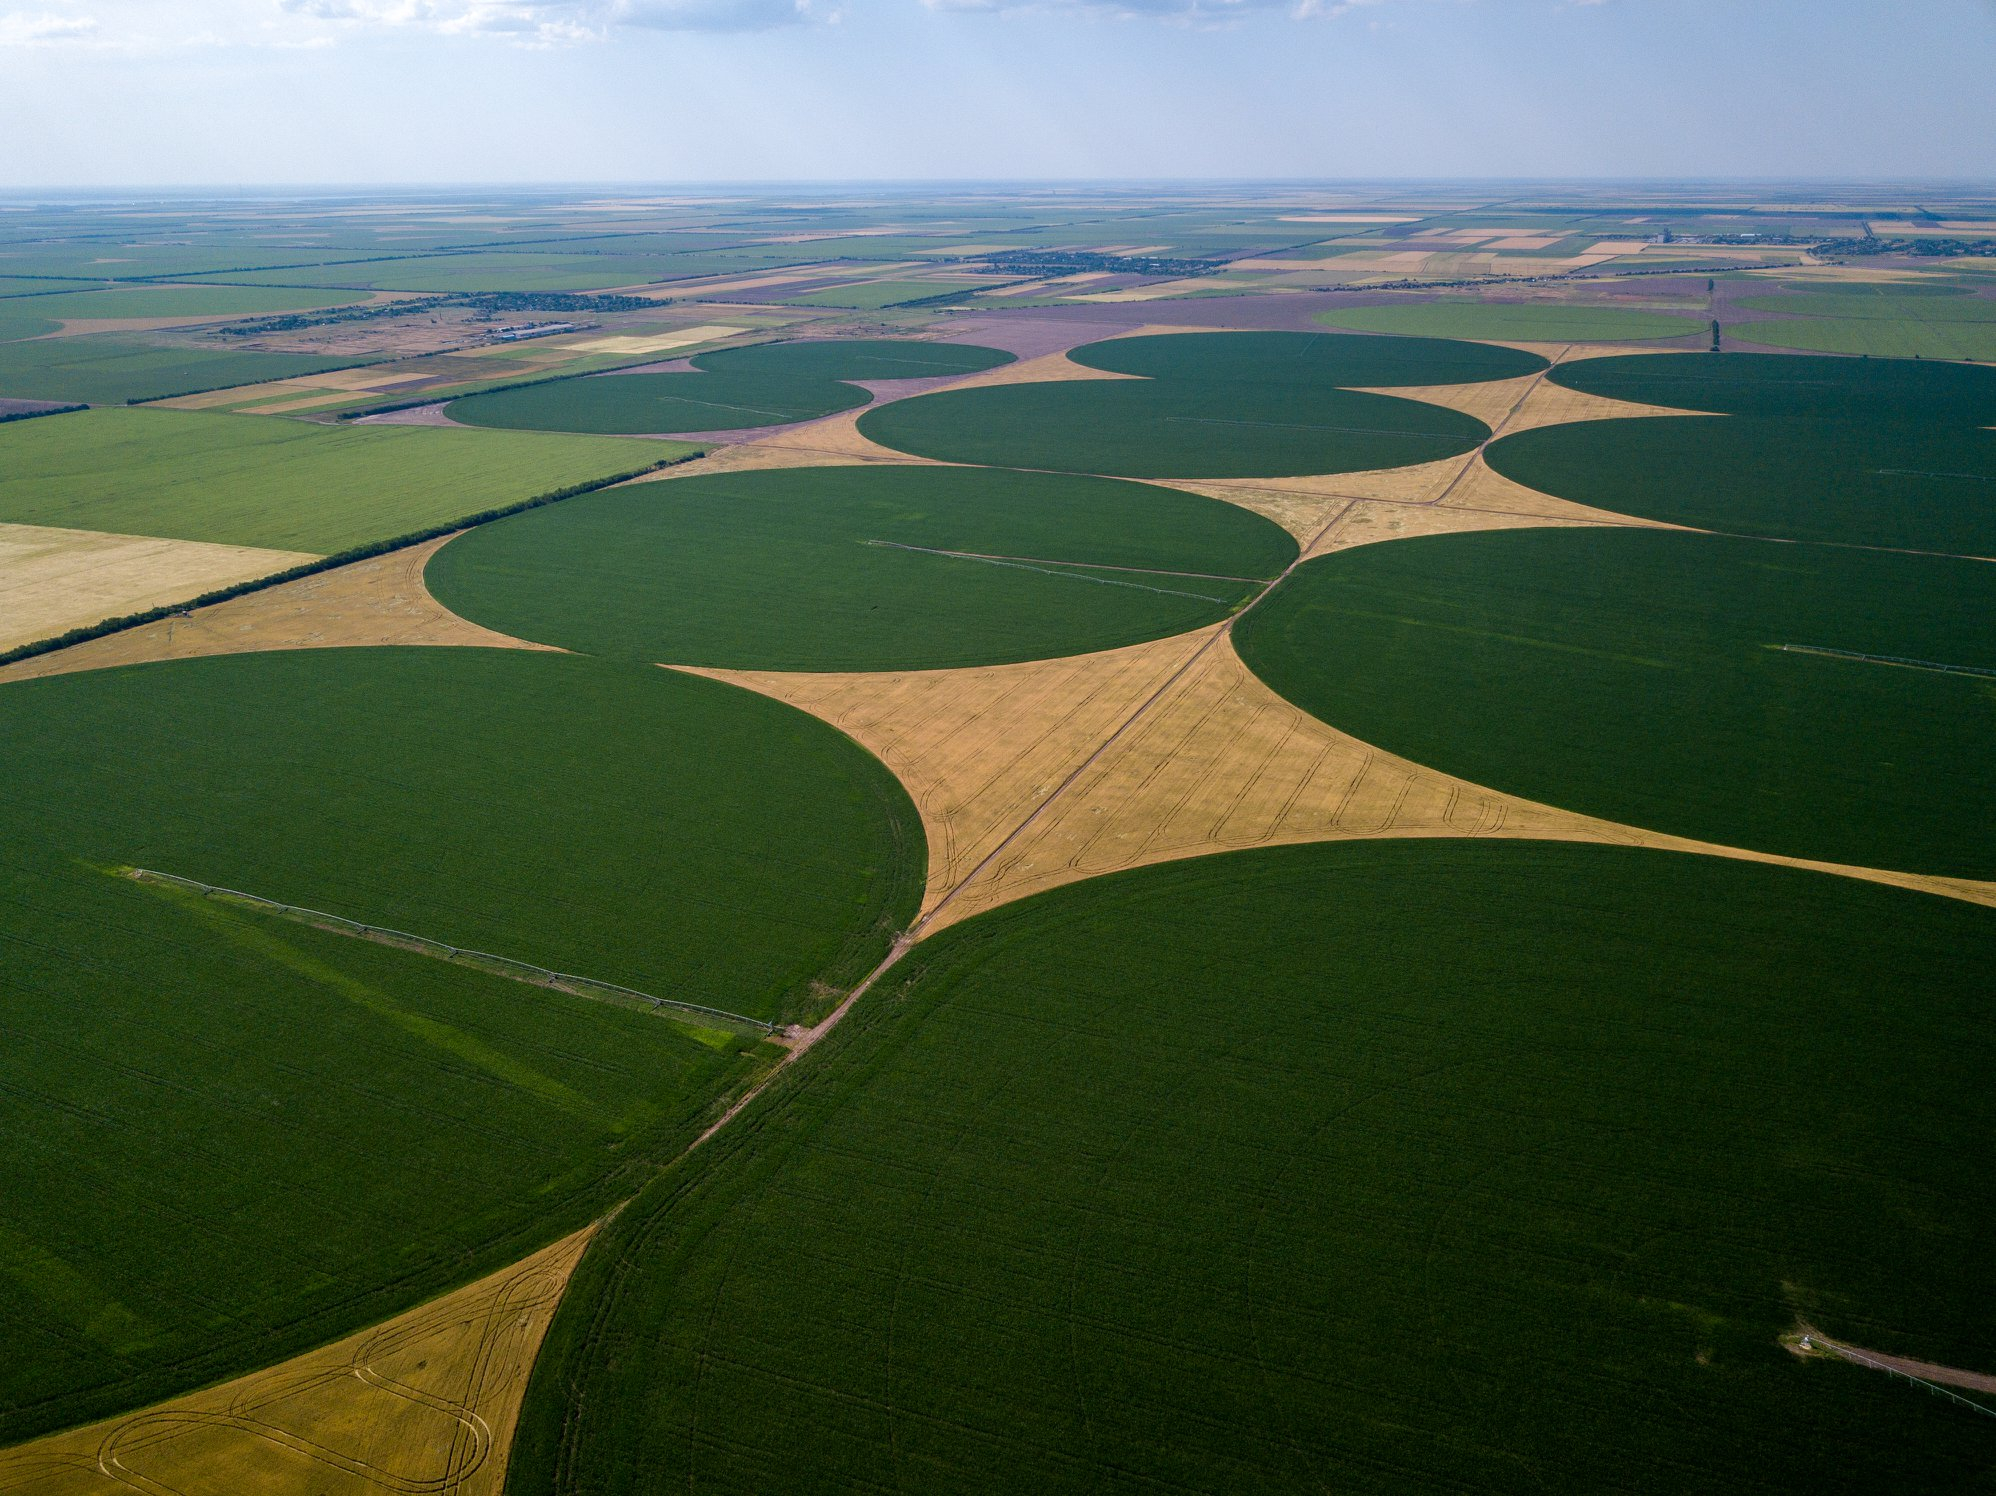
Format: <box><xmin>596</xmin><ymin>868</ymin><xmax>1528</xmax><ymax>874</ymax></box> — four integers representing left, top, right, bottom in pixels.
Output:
<box><xmin>1549</xmin><ymin>350</ymin><xmax>1996</xmax><ymax>421</ymax></box>
<box><xmin>1314</xmin><ymin>300</ymin><xmax>1706</xmax><ymax>342</ymax></box>
<box><xmin>857</xmin><ymin>331</ymin><xmax>1543</xmax><ymax>479</ymax></box>
<box><xmin>515</xmin><ymin>839</ymin><xmax>1996</xmax><ymax>1496</ymax></box>
<box><xmin>0</xmin><ymin>646</ymin><xmax>921</xmax><ymax>1440</ymax></box>
<box><xmin>429</xmin><ymin>465</ymin><xmax>1296</xmax><ymax>670</ymax></box>
<box><xmin>1485</xmin><ymin>415</ymin><xmax>1996</xmax><ymax>554</ymax></box>
<box><xmin>1233</xmin><ymin>527</ymin><xmax>1996</xmax><ymax>879</ymax></box>
<box><xmin>445</xmin><ymin>338</ymin><xmax>1013</xmax><ymax>436</ymax></box>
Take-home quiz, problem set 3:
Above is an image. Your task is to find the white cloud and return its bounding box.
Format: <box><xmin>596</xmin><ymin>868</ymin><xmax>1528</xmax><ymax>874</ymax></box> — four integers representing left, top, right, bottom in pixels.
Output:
<box><xmin>0</xmin><ymin>10</ymin><xmax>100</xmax><ymax>43</ymax></box>
<box><xmin>924</xmin><ymin>0</ymin><xmax>1377</xmax><ymax>22</ymax></box>
<box><xmin>0</xmin><ymin>0</ymin><xmax>817</xmax><ymax>49</ymax></box>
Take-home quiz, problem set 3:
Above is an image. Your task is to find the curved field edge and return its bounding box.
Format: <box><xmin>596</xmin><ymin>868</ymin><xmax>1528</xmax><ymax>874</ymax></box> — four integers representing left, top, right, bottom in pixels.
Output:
<box><xmin>506</xmin><ymin>839</ymin><xmax>1996</xmax><ymax>1495</ymax></box>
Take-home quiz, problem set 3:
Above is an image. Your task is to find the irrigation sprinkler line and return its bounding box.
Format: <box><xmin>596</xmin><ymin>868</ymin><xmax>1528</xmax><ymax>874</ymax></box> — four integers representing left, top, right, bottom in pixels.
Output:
<box><xmin>860</xmin><ymin>539</ymin><xmax>1270</xmax><ymax>585</ymax></box>
<box><xmin>861</xmin><ymin>541</ymin><xmax>1236</xmax><ymax>604</ymax></box>
<box><xmin>123</xmin><ymin>868</ymin><xmax>774</xmax><ymax>1035</ymax></box>
<box><xmin>1806</xmin><ymin>1333</ymin><xmax>1996</xmax><ymax>1421</ymax></box>
<box><xmin>1773</xmin><ymin>643</ymin><xmax>1996</xmax><ymax>680</ymax></box>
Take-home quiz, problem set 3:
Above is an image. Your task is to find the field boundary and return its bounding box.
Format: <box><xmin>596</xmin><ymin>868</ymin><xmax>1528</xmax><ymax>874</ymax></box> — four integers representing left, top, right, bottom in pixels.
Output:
<box><xmin>124</xmin><ymin>867</ymin><xmax>777</xmax><ymax>1036</ymax></box>
<box><xmin>0</xmin><ymin>451</ymin><xmax>697</xmax><ymax>672</ymax></box>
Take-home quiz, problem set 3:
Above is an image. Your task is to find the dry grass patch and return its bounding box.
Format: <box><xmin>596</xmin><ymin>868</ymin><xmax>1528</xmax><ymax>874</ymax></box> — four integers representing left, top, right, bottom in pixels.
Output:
<box><xmin>0</xmin><ymin>1228</ymin><xmax>594</xmax><ymax>1496</ymax></box>
<box><xmin>679</xmin><ymin>628</ymin><xmax>1216</xmax><ymax>919</ymax></box>
<box><xmin>0</xmin><ymin>532</ymin><xmax>545</xmax><ymax>685</ymax></box>
<box><xmin>0</xmin><ymin>523</ymin><xmax>314</xmax><ymax>653</ymax></box>
<box><xmin>1347</xmin><ymin>370</ymin><xmax>1542</xmax><ymax>427</ymax></box>
<box><xmin>563</xmin><ymin>325</ymin><xmax>746</xmax><ymax>356</ymax></box>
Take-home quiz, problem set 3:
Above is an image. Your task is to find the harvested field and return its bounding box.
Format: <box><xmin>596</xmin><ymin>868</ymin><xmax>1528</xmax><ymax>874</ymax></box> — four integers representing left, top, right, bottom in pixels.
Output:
<box><xmin>511</xmin><ymin>839</ymin><xmax>1996</xmax><ymax>1495</ymax></box>
<box><xmin>927</xmin><ymin>633</ymin><xmax>1994</xmax><ymax>931</ymax></box>
<box><xmin>681</xmin><ymin>628</ymin><xmax>1217</xmax><ymax>918</ymax></box>
<box><xmin>0</xmin><ymin>1227</ymin><xmax>595</xmax><ymax>1496</ymax></box>
<box><xmin>0</xmin><ymin>532</ymin><xmax>544</xmax><ymax>685</ymax></box>
<box><xmin>562</xmin><ymin>324</ymin><xmax>747</xmax><ymax>355</ymax></box>
<box><xmin>0</xmin><ymin>523</ymin><xmax>313</xmax><ymax>654</ymax></box>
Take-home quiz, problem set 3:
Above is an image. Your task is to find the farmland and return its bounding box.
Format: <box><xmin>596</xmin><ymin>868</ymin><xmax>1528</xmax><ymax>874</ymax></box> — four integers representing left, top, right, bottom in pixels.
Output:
<box><xmin>2</xmin><ymin>184</ymin><xmax>1994</xmax><ymax>1494</ymax></box>
<box><xmin>859</xmin><ymin>330</ymin><xmax>1537</xmax><ymax>477</ymax></box>
<box><xmin>427</xmin><ymin>464</ymin><xmax>1292</xmax><ymax>669</ymax></box>
<box><xmin>1233</xmin><ymin>528</ymin><xmax>1996</xmax><ymax>879</ymax></box>
<box><xmin>0</xmin><ymin>408</ymin><xmax>673</xmax><ymax>553</ymax></box>
<box><xmin>1315</xmin><ymin>299</ymin><xmax>1706</xmax><ymax>341</ymax></box>
<box><xmin>446</xmin><ymin>338</ymin><xmax>1011</xmax><ymax>435</ymax></box>
<box><xmin>511</xmin><ymin>840</ymin><xmax>1996</xmax><ymax>1495</ymax></box>
<box><xmin>0</xmin><ymin>644</ymin><xmax>921</xmax><ymax>1440</ymax></box>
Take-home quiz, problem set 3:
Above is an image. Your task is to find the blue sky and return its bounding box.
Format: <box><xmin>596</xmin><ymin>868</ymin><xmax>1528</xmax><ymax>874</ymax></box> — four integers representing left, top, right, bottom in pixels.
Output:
<box><xmin>3</xmin><ymin>0</ymin><xmax>1992</xmax><ymax>185</ymax></box>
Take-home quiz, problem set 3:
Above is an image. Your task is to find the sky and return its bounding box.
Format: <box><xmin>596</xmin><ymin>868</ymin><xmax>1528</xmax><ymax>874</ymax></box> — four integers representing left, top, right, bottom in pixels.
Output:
<box><xmin>2</xmin><ymin>0</ymin><xmax>1993</xmax><ymax>186</ymax></box>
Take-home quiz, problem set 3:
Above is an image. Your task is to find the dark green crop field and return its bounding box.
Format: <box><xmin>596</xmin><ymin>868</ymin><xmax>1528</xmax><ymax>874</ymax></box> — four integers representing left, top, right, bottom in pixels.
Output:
<box><xmin>447</xmin><ymin>370</ymin><xmax>870</xmax><ymax>435</ymax></box>
<box><xmin>0</xmin><ymin>649</ymin><xmax>921</xmax><ymax>1019</ymax></box>
<box><xmin>0</xmin><ymin>407</ymin><xmax>670</xmax><ymax>552</ymax></box>
<box><xmin>428</xmin><ymin>465</ymin><xmax>1293</xmax><ymax>670</ymax></box>
<box><xmin>1234</xmin><ymin>528</ymin><xmax>1996</xmax><ymax>879</ymax></box>
<box><xmin>0</xmin><ymin>333</ymin><xmax>362</xmax><ymax>406</ymax></box>
<box><xmin>1549</xmin><ymin>350</ymin><xmax>1996</xmax><ymax>422</ymax></box>
<box><xmin>447</xmin><ymin>339</ymin><xmax>1013</xmax><ymax>435</ymax></box>
<box><xmin>512</xmin><ymin>840</ymin><xmax>1996</xmax><ymax>1495</ymax></box>
<box><xmin>0</xmin><ymin>646</ymin><xmax>922</xmax><ymax>1440</ymax></box>
<box><xmin>859</xmin><ymin>331</ymin><xmax>1529</xmax><ymax>478</ymax></box>
<box><xmin>1486</xmin><ymin>415</ymin><xmax>1996</xmax><ymax>554</ymax></box>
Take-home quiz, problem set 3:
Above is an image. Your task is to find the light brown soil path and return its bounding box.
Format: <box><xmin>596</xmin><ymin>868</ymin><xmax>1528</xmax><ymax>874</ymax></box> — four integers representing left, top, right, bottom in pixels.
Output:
<box><xmin>677</xmin><ymin>628</ymin><xmax>1217</xmax><ymax>920</ymax></box>
<box><xmin>0</xmin><ymin>524</ymin><xmax>316</xmax><ymax>654</ymax></box>
<box><xmin>0</xmin><ymin>533</ymin><xmax>550</xmax><ymax>686</ymax></box>
<box><xmin>0</xmin><ymin>1226</ymin><xmax>595</xmax><ymax>1496</ymax></box>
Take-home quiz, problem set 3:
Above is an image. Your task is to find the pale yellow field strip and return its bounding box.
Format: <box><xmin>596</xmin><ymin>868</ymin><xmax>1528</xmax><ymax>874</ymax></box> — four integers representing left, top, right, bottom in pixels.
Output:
<box><xmin>679</xmin><ymin>628</ymin><xmax>1218</xmax><ymax>918</ymax></box>
<box><xmin>922</xmin><ymin>634</ymin><xmax>1996</xmax><ymax>933</ymax></box>
<box><xmin>0</xmin><ymin>1226</ymin><xmax>594</xmax><ymax>1496</ymax></box>
<box><xmin>0</xmin><ymin>524</ymin><xmax>316</xmax><ymax>654</ymax></box>
<box><xmin>0</xmin><ymin>533</ymin><xmax>548</xmax><ymax>687</ymax></box>
<box><xmin>561</xmin><ymin>324</ymin><xmax>747</xmax><ymax>355</ymax></box>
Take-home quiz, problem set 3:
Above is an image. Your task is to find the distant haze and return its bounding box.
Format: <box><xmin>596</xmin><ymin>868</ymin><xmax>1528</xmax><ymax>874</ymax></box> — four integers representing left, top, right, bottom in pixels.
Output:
<box><xmin>2</xmin><ymin>0</ymin><xmax>1993</xmax><ymax>185</ymax></box>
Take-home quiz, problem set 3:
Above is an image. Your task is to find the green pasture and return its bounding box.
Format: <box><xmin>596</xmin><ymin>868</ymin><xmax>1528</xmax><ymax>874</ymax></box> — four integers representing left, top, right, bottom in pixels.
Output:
<box><xmin>0</xmin><ymin>333</ymin><xmax>362</xmax><ymax>405</ymax></box>
<box><xmin>1235</xmin><ymin>528</ymin><xmax>1996</xmax><ymax>879</ymax></box>
<box><xmin>447</xmin><ymin>340</ymin><xmax>1010</xmax><ymax>435</ymax></box>
<box><xmin>0</xmin><ymin>407</ymin><xmax>670</xmax><ymax>552</ymax></box>
<box><xmin>859</xmin><ymin>331</ymin><xmax>1532</xmax><ymax>478</ymax></box>
<box><xmin>0</xmin><ymin>285</ymin><xmax>366</xmax><ymax>323</ymax></box>
<box><xmin>1733</xmin><ymin>288</ymin><xmax>1995</xmax><ymax>321</ymax></box>
<box><xmin>0</xmin><ymin>277</ymin><xmax>104</xmax><ymax>298</ymax></box>
<box><xmin>1486</xmin><ymin>415</ymin><xmax>1996</xmax><ymax>554</ymax></box>
<box><xmin>1314</xmin><ymin>300</ymin><xmax>1705</xmax><ymax>342</ymax></box>
<box><xmin>0</xmin><ymin>645</ymin><xmax>921</xmax><ymax>1439</ymax></box>
<box><xmin>1548</xmin><ymin>350</ymin><xmax>1996</xmax><ymax>421</ymax></box>
<box><xmin>428</xmin><ymin>465</ymin><xmax>1293</xmax><ymax>670</ymax></box>
<box><xmin>1732</xmin><ymin>317</ymin><xmax>1996</xmax><ymax>361</ymax></box>
<box><xmin>513</xmin><ymin>839</ymin><xmax>1996</xmax><ymax>1495</ymax></box>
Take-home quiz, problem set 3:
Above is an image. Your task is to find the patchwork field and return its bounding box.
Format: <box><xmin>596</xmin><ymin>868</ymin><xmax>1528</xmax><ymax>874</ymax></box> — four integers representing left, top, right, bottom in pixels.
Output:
<box><xmin>1316</xmin><ymin>300</ymin><xmax>1706</xmax><ymax>342</ymax></box>
<box><xmin>427</xmin><ymin>464</ymin><xmax>1293</xmax><ymax>669</ymax></box>
<box><xmin>0</xmin><ymin>408</ymin><xmax>671</xmax><ymax>554</ymax></box>
<box><xmin>1234</xmin><ymin>527</ymin><xmax>1996</xmax><ymax>879</ymax></box>
<box><xmin>511</xmin><ymin>840</ymin><xmax>1996</xmax><ymax>1495</ymax></box>
<box><xmin>446</xmin><ymin>338</ymin><xmax>1012</xmax><ymax>436</ymax></box>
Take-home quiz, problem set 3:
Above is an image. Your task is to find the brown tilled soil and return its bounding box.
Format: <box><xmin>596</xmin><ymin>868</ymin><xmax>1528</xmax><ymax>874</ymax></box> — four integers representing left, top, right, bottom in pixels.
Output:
<box><xmin>0</xmin><ymin>533</ymin><xmax>547</xmax><ymax>687</ymax></box>
<box><xmin>0</xmin><ymin>524</ymin><xmax>316</xmax><ymax>654</ymax></box>
<box><xmin>0</xmin><ymin>1227</ymin><xmax>595</xmax><ymax>1496</ymax></box>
